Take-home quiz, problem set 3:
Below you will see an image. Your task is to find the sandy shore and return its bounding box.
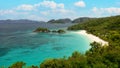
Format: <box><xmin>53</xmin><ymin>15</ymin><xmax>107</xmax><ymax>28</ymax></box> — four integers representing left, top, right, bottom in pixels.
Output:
<box><xmin>74</xmin><ymin>30</ymin><xmax>108</xmax><ymax>46</ymax></box>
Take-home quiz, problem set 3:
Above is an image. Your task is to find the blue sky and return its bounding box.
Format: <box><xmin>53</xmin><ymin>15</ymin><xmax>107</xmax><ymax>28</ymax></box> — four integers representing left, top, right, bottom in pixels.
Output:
<box><xmin>0</xmin><ymin>0</ymin><xmax>120</xmax><ymax>21</ymax></box>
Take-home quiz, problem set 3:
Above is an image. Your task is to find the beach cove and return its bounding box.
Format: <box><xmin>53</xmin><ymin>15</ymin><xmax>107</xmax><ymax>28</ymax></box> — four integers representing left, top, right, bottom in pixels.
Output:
<box><xmin>73</xmin><ymin>30</ymin><xmax>109</xmax><ymax>46</ymax></box>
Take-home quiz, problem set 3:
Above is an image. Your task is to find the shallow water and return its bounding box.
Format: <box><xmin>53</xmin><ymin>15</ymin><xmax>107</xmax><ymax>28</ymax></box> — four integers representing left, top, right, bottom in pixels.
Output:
<box><xmin>0</xmin><ymin>23</ymin><xmax>90</xmax><ymax>67</ymax></box>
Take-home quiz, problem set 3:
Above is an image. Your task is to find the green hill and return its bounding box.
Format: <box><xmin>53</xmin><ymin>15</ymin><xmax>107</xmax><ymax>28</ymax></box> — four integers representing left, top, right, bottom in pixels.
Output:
<box><xmin>68</xmin><ymin>15</ymin><xmax>120</xmax><ymax>45</ymax></box>
<box><xmin>5</xmin><ymin>15</ymin><xmax>120</xmax><ymax>68</ymax></box>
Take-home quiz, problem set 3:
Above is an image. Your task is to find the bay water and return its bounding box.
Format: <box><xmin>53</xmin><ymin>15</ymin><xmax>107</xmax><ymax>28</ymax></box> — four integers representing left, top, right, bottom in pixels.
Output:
<box><xmin>0</xmin><ymin>23</ymin><xmax>90</xmax><ymax>67</ymax></box>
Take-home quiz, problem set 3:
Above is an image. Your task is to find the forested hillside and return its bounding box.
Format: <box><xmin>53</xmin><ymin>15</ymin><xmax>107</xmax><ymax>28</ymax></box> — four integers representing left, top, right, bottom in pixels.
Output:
<box><xmin>68</xmin><ymin>15</ymin><xmax>120</xmax><ymax>45</ymax></box>
<box><xmin>3</xmin><ymin>15</ymin><xmax>120</xmax><ymax>68</ymax></box>
<box><xmin>40</xmin><ymin>15</ymin><xmax>120</xmax><ymax>68</ymax></box>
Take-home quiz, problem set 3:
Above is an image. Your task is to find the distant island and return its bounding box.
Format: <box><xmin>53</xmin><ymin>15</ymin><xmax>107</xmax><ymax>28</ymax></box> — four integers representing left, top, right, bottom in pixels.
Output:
<box><xmin>47</xmin><ymin>18</ymin><xmax>72</xmax><ymax>23</ymax></box>
<box><xmin>0</xmin><ymin>19</ymin><xmax>45</xmax><ymax>23</ymax></box>
<box><xmin>0</xmin><ymin>17</ymin><xmax>92</xmax><ymax>24</ymax></box>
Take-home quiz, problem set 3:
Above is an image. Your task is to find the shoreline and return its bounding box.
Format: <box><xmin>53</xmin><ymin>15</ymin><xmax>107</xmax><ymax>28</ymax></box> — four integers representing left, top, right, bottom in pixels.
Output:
<box><xmin>73</xmin><ymin>30</ymin><xmax>108</xmax><ymax>46</ymax></box>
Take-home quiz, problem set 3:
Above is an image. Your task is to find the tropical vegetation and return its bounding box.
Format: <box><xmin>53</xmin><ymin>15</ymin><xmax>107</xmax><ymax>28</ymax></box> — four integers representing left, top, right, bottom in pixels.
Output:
<box><xmin>1</xmin><ymin>15</ymin><xmax>120</xmax><ymax>68</ymax></box>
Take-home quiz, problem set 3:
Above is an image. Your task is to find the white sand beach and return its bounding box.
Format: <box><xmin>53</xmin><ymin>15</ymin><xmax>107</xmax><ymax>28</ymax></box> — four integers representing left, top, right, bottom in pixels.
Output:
<box><xmin>74</xmin><ymin>30</ymin><xmax>108</xmax><ymax>46</ymax></box>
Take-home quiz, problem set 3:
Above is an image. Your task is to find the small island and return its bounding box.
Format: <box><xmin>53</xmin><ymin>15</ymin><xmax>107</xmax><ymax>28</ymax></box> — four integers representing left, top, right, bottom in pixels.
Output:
<box><xmin>34</xmin><ymin>27</ymin><xmax>65</xmax><ymax>34</ymax></box>
<box><xmin>57</xmin><ymin>29</ymin><xmax>65</xmax><ymax>33</ymax></box>
<box><xmin>52</xmin><ymin>29</ymin><xmax>65</xmax><ymax>33</ymax></box>
<box><xmin>34</xmin><ymin>27</ymin><xmax>50</xmax><ymax>32</ymax></box>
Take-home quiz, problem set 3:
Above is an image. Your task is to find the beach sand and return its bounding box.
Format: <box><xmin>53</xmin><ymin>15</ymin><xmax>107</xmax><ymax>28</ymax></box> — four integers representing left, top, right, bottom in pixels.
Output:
<box><xmin>74</xmin><ymin>30</ymin><xmax>108</xmax><ymax>46</ymax></box>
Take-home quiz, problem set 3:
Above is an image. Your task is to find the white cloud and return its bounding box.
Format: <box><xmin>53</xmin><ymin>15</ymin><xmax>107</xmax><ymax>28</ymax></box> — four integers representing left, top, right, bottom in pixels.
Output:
<box><xmin>51</xmin><ymin>9</ymin><xmax>74</xmax><ymax>14</ymax></box>
<box><xmin>37</xmin><ymin>1</ymin><xmax>73</xmax><ymax>15</ymax></box>
<box><xmin>0</xmin><ymin>10</ymin><xmax>14</xmax><ymax>15</ymax></box>
<box><xmin>105</xmin><ymin>7</ymin><xmax>120</xmax><ymax>14</ymax></box>
<box><xmin>0</xmin><ymin>9</ymin><xmax>29</xmax><ymax>16</ymax></box>
<box><xmin>41</xmin><ymin>1</ymin><xmax>57</xmax><ymax>9</ymax></box>
<box><xmin>40</xmin><ymin>11</ymin><xmax>49</xmax><ymax>15</ymax></box>
<box><xmin>0</xmin><ymin>0</ymin><xmax>75</xmax><ymax>21</ymax></box>
<box><xmin>92</xmin><ymin>7</ymin><xmax>98</xmax><ymax>12</ymax></box>
<box><xmin>74</xmin><ymin>1</ymin><xmax>86</xmax><ymax>7</ymax></box>
<box><xmin>35</xmin><ymin>0</ymin><xmax>64</xmax><ymax>9</ymax></box>
<box><xmin>92</xmin><ymin>7</ymin><xmax>120</xmax><ymax>14</ymax></box>
<box><xmin>57</xmin><ymin>3</ymin><xmax>64</xmax><ymax>9</ymax></box>
<box><xmin>15</xmin><ymin>1</ymin><xmax>65</xmax><ymax>11</ymax></box>
<box><xmin>16</xmin><ymin>4</ymin><xmax>34</xmax><ymax>11</ymax></box>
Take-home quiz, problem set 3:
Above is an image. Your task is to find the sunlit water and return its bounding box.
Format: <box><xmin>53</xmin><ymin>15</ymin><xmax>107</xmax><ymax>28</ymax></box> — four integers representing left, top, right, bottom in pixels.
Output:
<box><xmin>0</xmin><ymin>23</ymin><xmax>90</xmax><ymax>67</ymax></box>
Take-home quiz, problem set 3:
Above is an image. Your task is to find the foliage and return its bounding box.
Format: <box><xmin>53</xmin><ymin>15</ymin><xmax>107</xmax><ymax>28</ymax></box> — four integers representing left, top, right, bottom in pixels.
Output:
<box><xmin>57</xmin><ymin>29</ymin><xmax>65</xmax><ymax>33</ymax></box>
<box><xmin>68</xmin><ymin>15</ymin><xmax>120</xmax><ymax>42</ymax></box>
<box><xmin>67</xmin><ymin>15</ymin><xmax>120</xmax><ymax>68</ymax></box>
<box><xmin>30</xmin><ymin>65</ymin><xmax>39</xmax><ymax>68</ymax></box>
<box><xmin>34</xmin><ymin>27</ymin><xmax>66</xmax><ymax>34</ymax></box>
<box><xmin>1</xmin><ymin>15</ymin><xmax>120</xmax><ymax>68</ymax></box>
<box><xmin>8</xmin><ymin>61</ymin><xmax>26</xmax><ymax>68</ymax></box>
<box><xmin>40</xmin><ymin>51</ymin><xmax>88</xmax><ymax>68</ymax></box>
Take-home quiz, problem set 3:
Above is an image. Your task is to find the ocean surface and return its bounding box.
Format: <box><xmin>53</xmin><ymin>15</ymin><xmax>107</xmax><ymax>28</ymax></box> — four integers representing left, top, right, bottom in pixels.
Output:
<box><xmin>0</xmin><ymin>23</ymin><xmax>90</xmax><ymax>67</ymax></box>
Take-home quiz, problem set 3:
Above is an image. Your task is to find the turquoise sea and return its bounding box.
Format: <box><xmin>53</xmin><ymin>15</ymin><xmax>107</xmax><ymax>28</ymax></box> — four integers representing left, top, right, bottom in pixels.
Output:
<box><xmin>0</xmin><ymin>23</ymin><xmax>90</xmax><ymax>67</ymax></box>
